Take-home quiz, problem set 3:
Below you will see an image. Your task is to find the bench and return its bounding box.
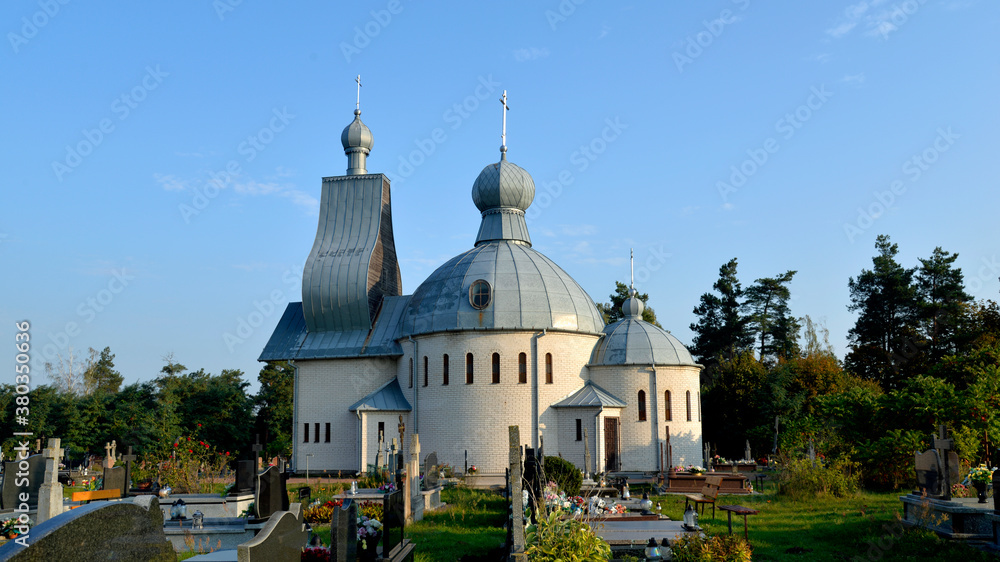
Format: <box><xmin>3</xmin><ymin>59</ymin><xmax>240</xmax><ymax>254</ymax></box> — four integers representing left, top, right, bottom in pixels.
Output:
<box><xmin>71</xmin><ymin>489</ymin><xmax>121</xmax><ymax>505</ymax></box>
<box><xmin>684</xmin><ymin>475</ymin><xmax>722</xmax><ymax>518</ymax></box>
<box><xmin>718</xmin><ymin>504</ymin><xmax>759</xmax><ymax>540</ymax></box>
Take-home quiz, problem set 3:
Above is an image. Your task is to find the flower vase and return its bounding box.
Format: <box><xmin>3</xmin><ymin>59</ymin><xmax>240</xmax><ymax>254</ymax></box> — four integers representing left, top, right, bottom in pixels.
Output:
<box><xmin>358</xmin><ymin>535</ymin><xmax>380</xmax><ymax>561</ymax></box>
<box><xmin>973</xmin><ymin>481</ymin><xmax>988</xmax><ymax>503</ymax></box>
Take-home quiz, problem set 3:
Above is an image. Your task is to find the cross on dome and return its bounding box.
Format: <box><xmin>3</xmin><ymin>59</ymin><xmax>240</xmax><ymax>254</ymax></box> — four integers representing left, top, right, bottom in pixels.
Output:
<box><xmin>355</xmin><ymin>75</ymin><xmax>362</xmax><ymax>110</ymax></box>
<box><xmin>499</xmin><ymin>90</ymin><xmax>509</xmax><ymax>158</ymax></box>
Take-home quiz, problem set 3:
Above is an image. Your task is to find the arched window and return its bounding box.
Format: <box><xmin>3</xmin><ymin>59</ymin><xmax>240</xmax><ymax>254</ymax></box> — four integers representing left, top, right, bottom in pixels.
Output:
<box><xmin>518</xmin><ymin>352</ymin><xmax>527</xmax><ymax>384</ymax></box>
<box><xmin>466</xmin><ymin>353</ymin><xmax>474</xmax><ymax>384</ymax></box>
<box><xmin>545</xmin><ymin>353</ymin><xmax>553</xmax><ymax>384</ymax></box>
<box><xmin>492</xmin><ymin>353</ymin><xmax>500</xmax><ymax>384</ymax></box>
<box><xmin>408</xmin><ymin>358</ymin><xmax>413</xmax><ymax>388</ymax></box>
<box><xmin>442</xmin><ymin>354</ymin><xmax>449</xmax><ymax>386</ymax></box>
<box><xmin>665</xmin><ymin>390</ymin><xmax>672</xmax><ymax>421</ymax></box>
<box><xmin>686</xmin><ymin>390</ymin><xmax>692</xmax><ymax>422</ymax></box>
<box><xmin>638</xmin><ymin>390</ymin><xmax>647</xmax><ymax>421</ymax></box>
<box><xmin>423</xmin><ymin>356</ymin><xmax>428</xmax><ymax>387</ymax></box>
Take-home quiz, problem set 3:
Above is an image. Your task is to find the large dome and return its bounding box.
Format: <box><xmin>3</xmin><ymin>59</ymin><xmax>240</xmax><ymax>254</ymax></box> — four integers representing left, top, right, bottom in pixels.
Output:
<box><xmin>401</xmin><ymin>240</ymin><xmax>605</xmax><ymax>337</ymax></box>
<box><xmin>590</xmin><ymin>302</ymin><xmax>698</xmax><ymax>366</ymax></box>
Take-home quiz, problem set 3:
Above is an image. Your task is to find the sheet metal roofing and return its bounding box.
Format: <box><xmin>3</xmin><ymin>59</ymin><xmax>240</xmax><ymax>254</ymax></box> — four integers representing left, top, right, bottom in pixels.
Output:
<box><xmin>589</xmin><ymin>314</ymin><xmax>698</xmax><ymax>367</ymax></box>
<box><xmin>258</xmin><ymin>297</ymin><xmax>409</xmax><ymax>361</ymax></box>
<box><xmin>348</xmin><ymin>378</ymin><xmax>412</xmax><ymax>412</ymax></box>
<box><xmin>552</xmin><ymin>381</ymin><xmax>626</xmax><ymax>408</ymax></box>
<box><xmin>400</xmin><ymin>240</ymin><xmax>605</xmax><ymax>337</ymax></box>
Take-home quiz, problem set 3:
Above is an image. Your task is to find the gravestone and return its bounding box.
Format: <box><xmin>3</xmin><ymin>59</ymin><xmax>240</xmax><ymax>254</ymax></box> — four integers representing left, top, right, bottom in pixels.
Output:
<box><xmin>406</xmin><ymin>433</ymin><xmax>420</xmax><ymax>523</ymax></box>
<box><xmin>236</xmin><ymin>509</ymin><xmax>308</xmax><ymax>561</ymax></box>
<box><xmin>383</xmin><ymin>489</ymin><xmax>405</xmax><ymax>555</ymax></box>
<box><xmin>103</xmin><ymin>466</ymin><xmax>127</xmax><ymax>497</ymax></box>
<box><xmin>745</xmin><ymin>440</ymin><xmax>752</xmax><ymax>462</ymax></box>
<box><xmin>583</xmin><ymin>427</ymin><xmax>591</xmax><ymax>479</ymax></box>
<box><xmin>1</xmin><ymin>454</ymin><xmax>44</xmax><ymax>510</ymax></box>
<box><xmin>703</xmin><ymin>442</ymin><xmax>710</xmax><ymax>470</ymax></box>
<box><xmin>121</xmin><ymin>446</ymin><xmax>137</xmax><ymax>498</ymax></box>
<box><xmin>523</xmin><ymin>448</ymin><xmax>541</xmax><ymax>524</ymax></box>
<box><xmin>254</xmin><ymin>465</ymin><xmax>288</xmax><ymax>520</ymax></box>
<box><xmin>0</xmin><ymin>495</ymin><xmax>174</xmax><ymax>561</ymax></box>
<box><xmin>330</xmin><ymin>499</ymin><xmax>358</xmax><ymax>562</ymax></box>
<box><xmin>914</xmin><ymin>449</ymin><xmax>959</xmax><ymax>498</ymax></box>
<box><xmin>235</xmin><ymin>460</ymin><xmax>255</xmax><ymax>493</ymax></box>
<box><xmin>36</xmin><ymin>439</ymin><xmax>63</xmax><ymax>525</ymax></box>
<box><xmin>251</xmin><ymin>434</ymin><xmax>264</xmax><ymax>471</ymax></box>
<box><xmin>508</xmin><ymin>426</ymin><xmax>527</xmax><ymax>561</ymax></box>
<box><xmin>423</xmin><ymin>452</ymin><xmax>439</xmax><ymax>489</ymax></box>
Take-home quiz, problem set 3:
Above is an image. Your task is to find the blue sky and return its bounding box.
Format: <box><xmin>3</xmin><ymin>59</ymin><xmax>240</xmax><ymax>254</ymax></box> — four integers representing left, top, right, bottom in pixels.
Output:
<box><xmin>3</xmin><ymin>1</ymin><xmax>998</xmax><ymax>392</ymax></box>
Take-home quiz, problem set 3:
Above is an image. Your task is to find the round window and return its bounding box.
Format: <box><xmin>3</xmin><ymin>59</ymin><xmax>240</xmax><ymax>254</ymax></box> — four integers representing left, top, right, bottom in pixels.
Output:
<box><xmin>469</xmin><ymin>279</ymin><xmax>492</xmax><ymax>310</ymax></box>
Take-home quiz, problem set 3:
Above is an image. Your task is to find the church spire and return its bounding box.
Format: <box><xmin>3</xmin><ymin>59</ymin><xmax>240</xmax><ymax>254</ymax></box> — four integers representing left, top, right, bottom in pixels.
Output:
<box><xmin>341</xmin><ymin>75</ymin><xmax>374</xmax><ymax>175</ymax></box>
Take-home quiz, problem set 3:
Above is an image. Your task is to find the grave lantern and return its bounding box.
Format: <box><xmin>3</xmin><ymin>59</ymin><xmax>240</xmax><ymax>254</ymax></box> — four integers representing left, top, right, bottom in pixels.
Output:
<box><xmin>644</xmin><ymin>537</ymin><xmax>662</xmax><ymax>561</ymax></box>
<box><xmin>660</xmin><ymin>538</ymin><xmax>672</xmax><ymax>560</ymax></box>
<box><xmin>192</xmin><ymin>510</ymin><xmax>204</xmax><ymax>530</ymax></box>
<box><xmin>170</xmin><ymin>498</ymin><xmax>187</xmax><ymax>520</ymax></box>
<box><xmin>682</xmin><ymin>504</ymin><xmax>699</xmax><ymax>530</ymax></box>
<box><xmin>638</xmin><ymin>491</ymin><xmax>653</xmax><ymax>514</ymax></box>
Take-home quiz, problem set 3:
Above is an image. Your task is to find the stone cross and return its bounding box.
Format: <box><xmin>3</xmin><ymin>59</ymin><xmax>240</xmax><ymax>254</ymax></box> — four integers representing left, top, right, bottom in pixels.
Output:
<box><xmin>375</xmin><ymin>435</ymin><xmax>383</xmax><ymax>469</ymax></box>
<box><xmin>745</xmin><ymin>440</ymin><xmax>752</xmax><ymax>463</ymax></box>
<box><xmin>508</xmin><ymin>426</ymin><xmax>526</xmax><ymax>561</ymax></box>
<box><xmin>252</xmin><ymin>434</ymin><xmax>263</xmax><ymax>471</ymax></box>
<box><xmin>104</xmin><ymin>442</ymin><xmax>114</xmax><ymax>468</ymax></box>
<box><xmin>36</xmin><ymin>438</ymin><xmax>64</xmax><ymax>524</ymax></box>
<box><xmin>407</xmin><ymin>433</ymin><xmax>421</xmax><ymax>523</ymax></box>
<box><xmin>933</xmin><ymin>424</ymin><xmax>954</xmax><ymax>501</ymax></box>
<box><xmin>583</xmin><ymin>427</ymin><xmax>591</xmax><ymax>479</ymax></box>
<box><xmin>121</xmin><ymin>446</ymin><xmax>137</xmax><ymax>498</ymax></box>
<box><xmin>703</xmin><ymin>441</ymin><xmax>710</xmax><ymax>470</ymax></box>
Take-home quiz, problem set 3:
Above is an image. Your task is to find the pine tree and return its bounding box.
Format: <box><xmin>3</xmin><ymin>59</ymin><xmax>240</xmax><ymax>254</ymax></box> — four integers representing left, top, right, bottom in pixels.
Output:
<box><xmin>916</xmin><ymin>247</ymin><xmax>971</xmax><ymax>361</ymax></box>
<box><xmin>83</xmin><ymin>346</ymin><xmax>124</xmax><ymax>394</ymax></box>
<box><xmin>743</xmin><ymin>271</ymin><xmax>801</xmax><ymax>363</ymax></box>
<box><xmin>845</xmin><ymin>235</ymin><xmax>921</xmax><ymax>388</ymax></box>
<box><xmin>599</xmin><ymin>281</ymin><xmax>661</xmax><ymax>327</ymax></box>
<box><xmin>690</xmin><ymin>258</ymin><xmax>753</xmax><ymax>366</ymax></box>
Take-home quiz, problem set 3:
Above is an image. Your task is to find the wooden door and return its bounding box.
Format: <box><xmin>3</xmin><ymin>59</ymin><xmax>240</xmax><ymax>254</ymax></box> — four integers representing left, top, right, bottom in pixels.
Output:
<box><xmin>604</xmin><ymin>417</ymin><xmax>620</xmax><ymax>472</ymax></box>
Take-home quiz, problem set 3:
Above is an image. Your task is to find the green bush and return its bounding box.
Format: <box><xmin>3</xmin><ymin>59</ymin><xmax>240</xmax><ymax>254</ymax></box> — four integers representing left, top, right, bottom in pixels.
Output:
<box><xmin>670</xmin><ymin>534</ymin><xmax>752</xmax><ymax>562</ymax></box>
<box><xmin>526</xmin><ymin>510</ymin><xmax>611</xmax><ymax>561</ymax></box>
<box><xmin>544</xmin><ymin>456</ymin><xmax>583</xmax><ymax>496</ymax></box>
<box><xmin>778</xmin><ymin>456</ymin><xmax>859</xmax><ymax>499</ymax></box>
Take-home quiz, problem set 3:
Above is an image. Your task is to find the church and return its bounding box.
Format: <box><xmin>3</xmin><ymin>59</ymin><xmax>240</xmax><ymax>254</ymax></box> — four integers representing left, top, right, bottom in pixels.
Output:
<box><xmin>259</xmin><ymin>90</ymin><xmax>703</xmax><ymax>476</ymax></box>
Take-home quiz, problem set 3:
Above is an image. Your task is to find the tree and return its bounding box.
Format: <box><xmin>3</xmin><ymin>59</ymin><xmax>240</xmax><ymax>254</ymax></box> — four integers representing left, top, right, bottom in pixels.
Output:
<box><xmin>44</xmin><ymin>347</ymin><xmax>90</xmax><ymax>395</ymax></box>
<box><xmin>155</xmin><ymin>368</ymin><xmax>253</xmax><ymax>458</ymax></box>
<box><xmin>743</xmin><ymin>271</ymin><xmax>801</xmax><ymax>363</ymax></box>
<box><xmin>701</xmin><ymin>351</ymin><xmax>767</xmax><ymax>457</ymax></box>
<box><xmin>160</xmin><ymin>353</ymin><xmax>187</xmax><ymax>377</ymax></box>
<box><xmin>690</xmin><ymin>258</ymin><xmax>753</xmax><ymax>367</ymax></box>
<box><xmin>84</xmin><ymin>347</ymin><xmax>124</xmax><ymax>394</ymax></box>
<box><xmin>845</xmin><ymin>235</ymin><xmax>921</xmax><ymax>389</ymax></box>
<box><xmin>916</xmin><ymin>247</ymin><xmax>972</xmax><ymax>361</ymax></box>
<box><xmin>599</xmin><ymin>281</ymin><xmax>661</xmax><ymax>327</ymax></box>
<box><xmin>254</xmin><ymin>361</ymin><xmax>295</xmax><ymax>458</ymax></box>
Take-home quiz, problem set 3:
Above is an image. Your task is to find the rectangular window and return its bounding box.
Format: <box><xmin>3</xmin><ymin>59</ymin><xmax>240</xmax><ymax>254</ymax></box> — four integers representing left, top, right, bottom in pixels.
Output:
<box><xmin>314</xmin><ymin>423</ymin><xmax>320</xmax><ymax>442</ymax></box>
<box><xmin>575</xmin><ymin>418</ymin><xmax>582</xmax><ymax>441</ymax></box>
<box><xmin>423</xmin><ymin>356</ymin><xmax>428</xmax><ymax>387</ymax></box>
<box><xmin>409</xmin><ymin>358</ymin><xmax>413</xmax><ymax>388</ymax></box>
<box><xmin>303</xmin><ymin>423</ymin><xmax>310</xmax><ymax>443</ymax></box>
<box><xmin>698</xmin><ymin>391</ymin><xmax>702</xmax><ymax>421</ymax></box>
<box><xmin>638</xmin><ymin>390</ymin><xmax>647</xmax><ymax>422</ymax></box>
<box><xmin>443</xmin><ymin>354</ymin><xmax>449</xmax><ymax>385</ymax></box>
<box><xmin>518</xmin><ymin>352</ymin><xmax>527</xmax><ymax>384</ymax></box>
<box><xmin>325</xmin><ymin>422</ymin><xmax>331</xmax><ymax>443</ymax></box>
<box><xmin>466</xmin><ymin>353</ymin><xmax>474</xmax><ymax>384</ymax></box>
<box><xmin>686</xmin><ymin>391</ymin><xmax>692</xmax><ymax>422</ymax></box>
<box><xmin>545</xmin><ymin>353</ymin><xmax>553</xmax><ymax>384</ymax></box>
<box><xmin>492</xmin><ymin>353</ymin><xmax>500</xmax><ymax>384</ymax></box>
<box><xmin>378</xmin><ymin>421</ymin><xmax>385</xmax><ymax>442</ymax></box>
<box><xmin>665</xmin><ymin>390</ymin><xmax>672</xmax><ymax>421</ymax></box>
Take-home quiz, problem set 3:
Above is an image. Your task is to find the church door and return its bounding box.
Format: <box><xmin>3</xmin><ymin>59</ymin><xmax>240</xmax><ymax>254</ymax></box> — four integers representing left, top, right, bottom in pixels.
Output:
<box><xmin>604</xmin><ymin>417</ymin><xmax>620</xmax><ymax>472</ymax></box>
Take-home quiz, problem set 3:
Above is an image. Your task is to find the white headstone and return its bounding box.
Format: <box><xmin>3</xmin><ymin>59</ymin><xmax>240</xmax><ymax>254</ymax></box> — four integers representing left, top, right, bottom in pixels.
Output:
<box><xmin>36</xmin><ymin>438</ymin><xmax>64</xmax><ymax>524</ymax></box>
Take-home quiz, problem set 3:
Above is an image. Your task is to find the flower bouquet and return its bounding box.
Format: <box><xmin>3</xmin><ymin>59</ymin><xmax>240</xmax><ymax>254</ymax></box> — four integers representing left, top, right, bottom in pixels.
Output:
<box><xmin>468</xmin><ymin>465</ymin><xmax>478</xmax><ymax>475</ymax></box>
<box><xmin>357</xmin><ymin>514</ymin><xmax>383</xmax><ymax>559</ymax></box>
<box><xmin>969</xmin><ymin>465</ymin><xmax>995</xmax><ymax>484</ymax></box>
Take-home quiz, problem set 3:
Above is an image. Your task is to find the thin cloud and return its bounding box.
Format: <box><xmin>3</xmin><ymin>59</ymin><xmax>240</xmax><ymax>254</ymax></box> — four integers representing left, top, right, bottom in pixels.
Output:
<box><xmin>841</xmin><ymin>73</ymin><xmax>866</xmax><ymax>86</ymax></box>
<box><xmin>513</xmin><ymin>47</ymin><xmax>550</xmax><ymax>62</ymax></box>
<box><xmin>155</xmin><ymin>173</ymin><xmax>188</xmax><ymax>191</ymax></box>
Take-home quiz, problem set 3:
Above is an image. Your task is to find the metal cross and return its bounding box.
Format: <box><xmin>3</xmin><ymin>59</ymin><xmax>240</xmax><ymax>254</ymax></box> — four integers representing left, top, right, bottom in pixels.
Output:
<box><xmin>122</xmin><ymin>446</ymin><xmax>137</xmax><ymax>498</ymax></box>
<box><xmin>355</xmin><ymin>75</ymin><xmax>362</xmax><ymax>110</ymax></box>
<box><xmin>629</xmin><ymin>248</ymin><xmax>635</xmax><ymax>295</ymax></box>
<box><xmin>499</xmin><ymin>90</ymin><xmax>509</xmax><ymax>150</ymax></box>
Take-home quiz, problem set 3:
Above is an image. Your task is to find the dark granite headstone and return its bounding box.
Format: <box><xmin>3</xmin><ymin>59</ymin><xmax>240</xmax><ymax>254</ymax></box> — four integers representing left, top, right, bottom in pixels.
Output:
<box><xmin>298</xmin><ymin>486</ymin><xmax>311</xmax><ymax>501</ymax></box>
<box><xmin>915</xmin><ymin>449</ymin><xmax>941</xmax><ymax>495</ymax></box>
<box><xmin>330</xmin><ymin>499</ymin><xmax>358</xmax><ymax>562</ymax></box>
<box><xmin>1</xmin><ymin>455</ymin><xmax>45</xmax><ymax>510</ymax></box>
<box><xmin>383</xmin><ymin>489</ymin><xmax>405</xmax><ymax>555</ymax></box>
<box><xmin>0</xmin><ymin>495</ymin><xmax>174</xmax><ymax>561</ymax></box>
<box><xmin>423</xmin><ymin>452</ymin><xmax>439</xmax><ymax>489</ymax></box>
<box><xmin>102</xmin><ymin>466</ymin><xmax>126</xmax><ymax>496</ymax></box>
<box><xmin>236</xmin><ymin>459</ymin><xmax>255</xmax><ymax>493</ymax></box>
<box><xmin>255</xmin><ymin>465</ymin><xmax>288</xmax><ymax>519</ymax></box>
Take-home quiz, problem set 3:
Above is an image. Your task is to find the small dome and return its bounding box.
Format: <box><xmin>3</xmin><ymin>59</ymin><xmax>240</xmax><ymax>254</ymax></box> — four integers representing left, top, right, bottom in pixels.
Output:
<box><xmin>472</xmin><ymin>155</ymin><xmax>535</xmax><ymax>212</ymax></box>
<box><xmin>341</xmin><ymin>109</ymin><xmax>374</xmax><ymax>151</ymax></box>
<box><xmin>622</xmin><ymin>295</ymin><xmax>644</xmax><ymax>318</ymax></box>
<box><xmin>590</xmin><ymin>315</ymin><xmax>698</xmax><ymax>367</ymax></box>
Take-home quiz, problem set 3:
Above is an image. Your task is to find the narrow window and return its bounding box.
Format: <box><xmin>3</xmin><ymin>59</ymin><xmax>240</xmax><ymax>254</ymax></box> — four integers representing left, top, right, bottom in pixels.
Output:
<box><xmin>378</xmin><ymin>422</ymin><xmax>384</xmax><ymax>442</ymax></box>
<box><xmin>665</xmin><ymin>390</ymin><xmax>672</xmax><ymax>421</ymax></box>
<box><xmin>443</xmin><ymin>354</ymin><xmax>449</xmax><ymax>385</ymax></box>
<box><xmin>686</xmin><ymin>390</ymin><xmax>692</xmax><ymax>422</ymax></box>
<box><xmin>303</xmin><ymin>423</ymin><xmax>310</xmax><ymax>443</ymax></box>
<box><xmin>409</xmin><ymin>358</ymin><xmax>413</xmax><ymax>388</ymax></box>
<box><xmin>575</xmin><ymin>419</ymin><xmax>582</xmax><ymax>441</ymax></box>
<box><xmin>423</xmin><ymin>356</ymin><xmax>428</xmax><ymax>387</ymax></box>
<box><xmin>698</xmin><ymin>391</ymin><xmax>702</xmax><ymax>421</ymax></box>
<box><xmin>545</xmin><ymin>353</ymin><xmax>553</xmax><ymax>384</ymax></box>
<box><xmin>518</xmin><ymin>352</ymin><xmax>527</xmax><ymax>384</ymax></box>
<box><xmin>638</xmin><ymin>390</ymin><xmax>647</xmax><ymax>421</ymax></box>
<box><xmin>325</xmin><ymin>423</ymin><xmax>331</xmax><ymax>443</ymax></box>
<box><xmin>466</xmin><ymin>353</ymin><xmax>474</xmax><ymax>384</ymax></box>
<box><xmin>314</xmin><ymin>423</ymin><xmax>320</xmax><ymax>442</ymax></box>
<box><xmin>492</xmin><ymin>353</ymin><xmax>500</xmax><ymax>384</ymax></box>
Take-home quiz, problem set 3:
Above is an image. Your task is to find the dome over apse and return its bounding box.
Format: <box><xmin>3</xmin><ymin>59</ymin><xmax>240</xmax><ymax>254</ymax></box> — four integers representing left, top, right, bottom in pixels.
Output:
<box><xmin>590</xmin><ymin>292</ymin><xmax>698</xmax><ymax>367</ymax></box>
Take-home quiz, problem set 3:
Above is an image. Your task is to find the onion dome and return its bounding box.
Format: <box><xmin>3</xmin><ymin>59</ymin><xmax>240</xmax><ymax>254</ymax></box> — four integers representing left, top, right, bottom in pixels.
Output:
<box><xmin>471</xmin><ymin>148</ymin><xmax>535</xmax><ymax>246</ymax></box>
<box><xmin>341</xmin><ymin>109</ymin><xmax>374</xmax><ymax>175</ymax></box>
<box><xmin>590</xmin><ymin>293</ymin><xmax>697</xmax><ymax>366</ymax></box>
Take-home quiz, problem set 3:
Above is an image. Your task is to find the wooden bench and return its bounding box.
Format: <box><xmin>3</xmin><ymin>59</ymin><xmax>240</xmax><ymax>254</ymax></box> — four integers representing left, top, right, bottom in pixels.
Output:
<box><xmin>684</xmin><ymin>475</ymin><xmax>722</xmax><ymax>518</ymax></box>
<box><xmin>718</xmin><ymin>504</ymin><xmax>760</xmax><ymax>540</ymax></box>
<box><xmin>71</xmin><ymin>489</ymin><xmax>121</xmax><ymax>506</ymax></box>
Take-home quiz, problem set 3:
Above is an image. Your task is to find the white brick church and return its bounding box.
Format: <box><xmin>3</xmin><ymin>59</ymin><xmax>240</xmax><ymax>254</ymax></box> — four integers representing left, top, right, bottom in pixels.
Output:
<box><xmin>260</xmin><ymin>97</ymin><xmax>703</xmax><ymax>476</ymax></box>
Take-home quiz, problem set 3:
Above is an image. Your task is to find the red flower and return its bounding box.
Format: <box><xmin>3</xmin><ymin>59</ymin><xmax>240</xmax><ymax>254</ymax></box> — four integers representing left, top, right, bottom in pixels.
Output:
<box><xmin>197</xmin><ymin>423</ymin><xmax>202</xmax><ymax>427</ymax></box>
<box><xmin>225</xmin><ymin>452</ymin><xmax>230</xmax><ymax>456</ymax></box>
<box><xmin>188</xmin><ymin>449</ymin><xmax>193</xmax><ymax>453</ymax></box>
<box><xmin>173</xmin><ymin>443</ymin><xmax>178</xmax><ymax>447</ymax></box>
<box><xmin>199</xmin><ymin>441</ymin><xmax>205</xmax><ymax>446</ymax></box>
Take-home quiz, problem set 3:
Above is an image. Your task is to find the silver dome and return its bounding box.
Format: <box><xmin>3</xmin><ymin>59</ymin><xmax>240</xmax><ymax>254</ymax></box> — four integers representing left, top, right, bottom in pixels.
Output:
<box><xmin>401</xmin><ymin>240</ymin><xmax>605</xmax><ymax>337</ymax></box>
<box><xmin>472</xmin><ymin>158</ymin><xmax>535</xmax><ymax>212</ymax></box>
<box><xmin>590</xmin><ymin>316</ymin><xmax>698</xmax><ymax>366</ymax></box>
<box><xmin>341</xmin><ymin>109</ymin><xmax>374</xmax><ymax>150</ymax></box>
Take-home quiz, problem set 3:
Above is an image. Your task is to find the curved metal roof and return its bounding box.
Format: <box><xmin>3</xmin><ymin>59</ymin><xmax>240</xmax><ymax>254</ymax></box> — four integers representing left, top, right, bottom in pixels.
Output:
<box><xmin>590</xmin><ymin>316</ymin><xmax>698</xmax><ymax>367</ymax></box>
<box><xmin>401</xmin><ymin>240</ymin><xmax>605</xmax><ymax>337</ymax></box>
